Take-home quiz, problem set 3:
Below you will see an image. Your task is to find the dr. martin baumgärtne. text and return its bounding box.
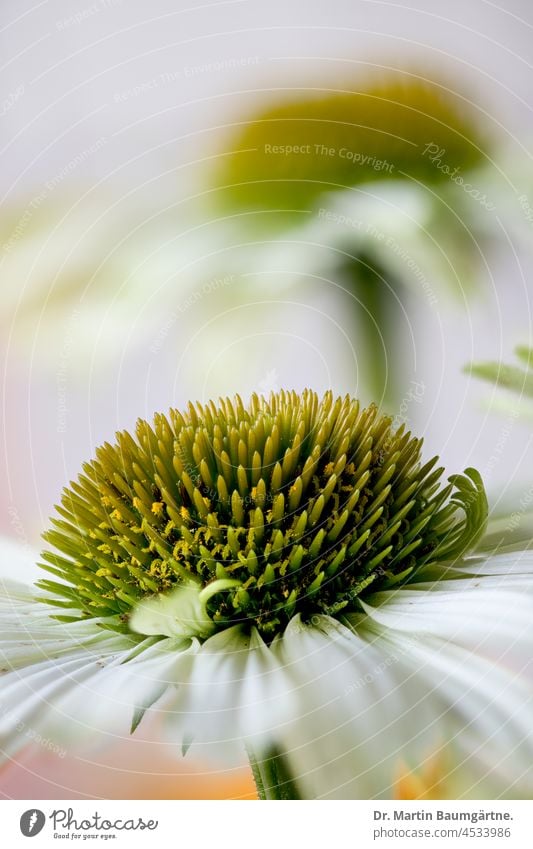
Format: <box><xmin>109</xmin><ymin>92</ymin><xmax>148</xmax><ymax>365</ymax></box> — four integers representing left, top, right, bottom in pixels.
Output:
<box><xmin>374</xmin><ymin>811</ymin><xmax>513</xmax><ymax>823</ymax></box>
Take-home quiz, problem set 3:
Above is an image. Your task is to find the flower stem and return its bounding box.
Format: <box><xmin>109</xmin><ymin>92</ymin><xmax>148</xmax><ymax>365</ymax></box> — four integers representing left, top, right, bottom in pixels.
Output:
<box><xmin>246</xmin><ymin>745</ymin><xmax>302</xmax><ymax>800</ymax></box>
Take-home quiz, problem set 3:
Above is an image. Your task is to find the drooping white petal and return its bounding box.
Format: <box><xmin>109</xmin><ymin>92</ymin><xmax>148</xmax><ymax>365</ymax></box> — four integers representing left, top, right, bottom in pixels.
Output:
<box><xmin>39</xmin><ymin>635</ymin><xmax>193</xmax><ymax>750</ymax></box>
<box><xmin>353</xmin><ymin>569</ymin><xmax>533</xmax><ymax>797</ymax></box>
<box><xmin>0</xmin><ymin>577</ymin><xmax>191</xmax><ymax>761</ymax></box>
<box><xmin>272</xmin><ymin>614</ymin><xmax>442</xmax><ymax>799</ymax></box>
<box><xmin>0</xmin><ymin>573</ymin><xmax>293</xmax><ymax>761</ymax></box>
<box><xmin>275</xmin><ymin>610</ymin><xmax>533</xmax><ymax>800</ymax></box>
<box><xmin>416</xmin><ymin>549</ymin><xmax>533</xmax><ymax>584</ymax></box>
<box><xmin>361</xmin><ymin>583</ymin><xmax>533</xmax><ymax>661</ymax></box>
<box><xmin>0</xmin><ymin>577</ymin><xmax>290</xmax><ymax>761</ymax></box>
<box><xmin>162</xmin><ymin>624</ymin><xmax>295</xmax><ymax>750</ymax></box>
<box><xmin>0</xmin><ymin>643</ymin><xmax>127</xmax><ymax>761</ymax></box>
<box><xmin>0</xmin><ymin>578</ymin><xmax>128</xmax><ymax>668</ymax></box>
<box><xmin>128</xmin><ymin>583</ymin><xmax>296</xmax><ymax>750</ymax></box>
<box><xmin>0</xmin><ymin>625</ymin><xmax>204</xmax><ymax>762</ymax></box>
<box><xmin>366</xmin><ymin>624</ymin><xmax>533</xmax><ymax>798</ymax></box>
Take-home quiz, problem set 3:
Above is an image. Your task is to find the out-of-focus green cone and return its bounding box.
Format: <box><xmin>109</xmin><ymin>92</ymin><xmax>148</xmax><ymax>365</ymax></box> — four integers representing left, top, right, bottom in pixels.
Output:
<box><xmin>212</xmin><ymin>73</ymin><xmax>486</xmax><ymax>219</ymax></box>
<box><xmin>209</xmin><ymin>72</ymin><xmax>488</xmax><ymax>407</ymax></box>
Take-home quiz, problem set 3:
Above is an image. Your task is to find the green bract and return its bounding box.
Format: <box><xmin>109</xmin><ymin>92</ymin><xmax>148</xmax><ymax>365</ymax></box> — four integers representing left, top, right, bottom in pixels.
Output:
<box><xmin>212</xmin><ymin>75</ymin><xmax>485</xmax><ymax>215</ymax></box>
<box><xmin>39</xmin><ymin>391</ymin><xmax>487</xmax><ymax>639</ymax></box>
<box><xmin>468</xmin><ymin>345</ymin><xmax>533</xmax><ymax>399</ymax></box>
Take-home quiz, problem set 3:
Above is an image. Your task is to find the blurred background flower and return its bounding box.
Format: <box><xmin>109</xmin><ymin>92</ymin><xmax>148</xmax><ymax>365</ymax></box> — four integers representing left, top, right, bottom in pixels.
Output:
<box><xmin>465</xmin><ymin>344</ymin><xmax>533</xmax><ymax>553</ymax></box>
<box><xmin>2</xmin><ymin>0</ymin><xmax>533</xmax><ymax>800</ymax></box>
<box><xmin>206</xmin><ymin>70</ymin><xmax>533</xmax><ymax>407</ymax></box>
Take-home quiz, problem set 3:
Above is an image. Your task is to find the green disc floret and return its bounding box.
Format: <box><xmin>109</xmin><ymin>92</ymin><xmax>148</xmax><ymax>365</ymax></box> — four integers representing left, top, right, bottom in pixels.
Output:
<box><xmin>39</xmin><ymin>390</ymin><xmax>487</xmax><ymax>639</ymax></box>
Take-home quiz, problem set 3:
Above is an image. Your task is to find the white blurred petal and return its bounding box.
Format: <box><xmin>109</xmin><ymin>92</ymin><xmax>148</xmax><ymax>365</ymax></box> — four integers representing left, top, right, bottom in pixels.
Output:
<box><xmin>0</xmin><ymin>576</ymin><xmax>184</xmax><ymax>759</ymax></box>
<box><xmin>273</xmin><ymin>615</ymin><xmax>440</xmax><ymax>799</ymax></box>
<box><xmin>369</xmin><ymin>626</ymin><xmax>533</xmax><ymax>797</ymax></box>
<box><xmin>428</xmin><ymin>550</ymin><xmax>533</xmax><ymax>582</ymax></box>
<box><xmin>362</xmin><ymin>583</ymin><xmax>533</xmax><ymax>659</ymax></box>
<box><xmin>163</xmin><ymin>625</ymin><xmax>295</xmax><ymax>749</ymax></box>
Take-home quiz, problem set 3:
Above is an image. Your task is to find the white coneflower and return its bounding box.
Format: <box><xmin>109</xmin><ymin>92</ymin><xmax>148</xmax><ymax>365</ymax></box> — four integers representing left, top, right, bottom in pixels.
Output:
<box><xmin>1</xmin><ymin>390</ymin><xmax>532</xmax><ymax>799</ymax></box>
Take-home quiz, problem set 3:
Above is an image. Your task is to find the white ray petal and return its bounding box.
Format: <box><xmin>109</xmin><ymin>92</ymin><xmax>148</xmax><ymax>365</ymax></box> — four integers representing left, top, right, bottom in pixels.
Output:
<box><xmin>163</xmin><ymin>624</ymin><xmax>295</xmax><ymax>748</ymax></box>
<box><xmin>0</xmin><ymin>580</ymin><xmax>195</xmax><ymax>761</ymax></box>
<box><xmin>416</xmin><ymin>550</ymin><xmax>533</xmax><ymax>583</ymax></box>
<box><xmin>0</xmin><ymin>578</ymin><xmax>130</xmax><ymax>668</ymax></box>
<box><xmin>272</xmin><ymin>615</ymin><xmax>440</xmax><ymax>799</ymax></box>
<box><xmin>410</xmin><ymin>575</ymin><xmax>533</xmax><ymax>593</ymax></box>
<box><xmin>0</xmin><ymin>629</ymin><xmax>199</xmax><ymax>762</ymax></box>
<box><xmin>0</xmin><ymin>650</ymin><xmax>127</xmax><ymax>761</ymax></box>
<box><xmin>369</xmin><ymin>626</ymin><xmax>533</xmax><ymax>798</ymax></box>
<box><xmin>362</xmin><ymin>586</ymin><xmax>533</xmax><ymax>659</ymax></box>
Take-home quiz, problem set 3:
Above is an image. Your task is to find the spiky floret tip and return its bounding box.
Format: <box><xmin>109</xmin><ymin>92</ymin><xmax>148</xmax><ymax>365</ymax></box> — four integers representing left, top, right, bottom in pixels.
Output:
<box><xmin>39</xmin><ymin>390</ymin><xmax>487</xmax><ymax>639</ymax></box>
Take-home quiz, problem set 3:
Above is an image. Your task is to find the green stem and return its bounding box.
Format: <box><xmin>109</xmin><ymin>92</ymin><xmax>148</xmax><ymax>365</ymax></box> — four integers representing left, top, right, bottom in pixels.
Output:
<box><xmin>246</xmin><ymin>744</ymin><xmax>302</xmax><ymax>800</ymax></box>
<box><xmin>342</xmin><ymin>252</ymin><xmax>407</xmax><ymax>408</ymax></box>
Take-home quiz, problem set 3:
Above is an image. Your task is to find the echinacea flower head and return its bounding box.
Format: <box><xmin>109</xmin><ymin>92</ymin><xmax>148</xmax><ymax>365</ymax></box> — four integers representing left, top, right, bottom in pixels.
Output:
<box><xmin>212</xmin><ymin>73</ymin><xmax>485</xmax><ymax>218</ymax></box>
<box><xmin>40</xmin><ymin>390</ymin><xmax>484</xmax><ymax>637</ymax></box>
<box><xmin>39</xmin><ymin>392</ymin><xmax>483</xmax><ymax>640</ymax></box>
<box><xmin>2</xmin><ymin>390</ymin><xmax>533</xmax><ymax>800</ymax></box>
